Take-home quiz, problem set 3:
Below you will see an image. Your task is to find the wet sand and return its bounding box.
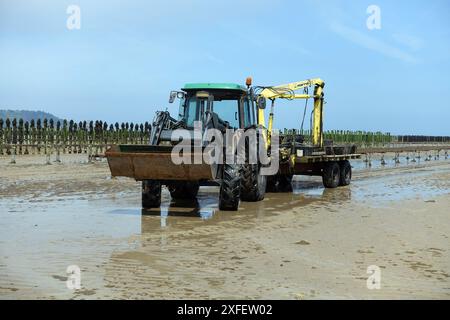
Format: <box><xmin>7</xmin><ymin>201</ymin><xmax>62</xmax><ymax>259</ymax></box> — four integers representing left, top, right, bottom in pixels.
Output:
<box><xmin>0</xmin><ymin>153</ymin><xmax>449</xmax><ymax>299</ymax></box>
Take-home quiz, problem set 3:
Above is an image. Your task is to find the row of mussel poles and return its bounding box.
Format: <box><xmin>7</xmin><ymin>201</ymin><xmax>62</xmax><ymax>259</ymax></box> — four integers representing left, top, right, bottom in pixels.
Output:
<box><xmin>282</xmin><ymin>129</ymin><xmax>394</xmax><ymax>146</ymax></box>
<box><xmin>281</xmin><ymin>129</ymin><xmax>450</xmax><ymax>147</ymax></box>
<box><xmin>2</xmin><ymin>118</ymin><xmax>449</xmax><ymax>159</ymax></box>
<box><xmin>0</xmin><ymin>118</ymin><xmax>151</xmax><ymax>159</ymax></box>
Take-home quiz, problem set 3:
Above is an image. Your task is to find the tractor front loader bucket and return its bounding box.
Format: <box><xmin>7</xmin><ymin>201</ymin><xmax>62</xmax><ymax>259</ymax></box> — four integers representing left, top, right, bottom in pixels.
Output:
<box><xmin>105</xmin><ymin>145</ymin><xmax>216</xmax><ymax>181</ymax></box>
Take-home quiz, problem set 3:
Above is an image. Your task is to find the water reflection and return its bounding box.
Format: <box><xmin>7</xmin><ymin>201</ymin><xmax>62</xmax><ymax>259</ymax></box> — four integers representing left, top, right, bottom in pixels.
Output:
<box><xmin>142</xmin><ymin>197</ymin><xmax>216</xmax><ymax>219</ymax></box>
<box><xmin>137</xmin><ymin>181</ymin><xmax>353</xmax><ymax>234</ymax></box>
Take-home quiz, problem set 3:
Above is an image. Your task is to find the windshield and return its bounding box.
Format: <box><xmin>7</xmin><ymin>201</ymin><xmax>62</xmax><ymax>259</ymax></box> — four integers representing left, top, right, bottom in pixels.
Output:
<box><xmin>212</xmin><ymin>99</ymin><xmax>239</xmax><ymax>128</ymax></box>
<box><xmin>180</xmin><ymin>93</ymin><xmax>243</xmax><ymax>129</ymax></box>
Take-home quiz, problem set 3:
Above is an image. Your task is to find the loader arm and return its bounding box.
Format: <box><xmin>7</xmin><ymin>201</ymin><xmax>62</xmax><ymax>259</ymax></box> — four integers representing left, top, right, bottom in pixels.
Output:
<box><xmin>257</xmin><ymin>78</ymin><xmax>325</xmax><ymax>147</ymax></box>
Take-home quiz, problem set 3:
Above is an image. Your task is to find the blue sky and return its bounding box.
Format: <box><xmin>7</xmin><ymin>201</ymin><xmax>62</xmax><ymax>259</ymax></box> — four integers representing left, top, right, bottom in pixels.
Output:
<box><xmin>1</xmin><ymin>0</ymin><xmax>449</xmax><ymax>135</ymax></box>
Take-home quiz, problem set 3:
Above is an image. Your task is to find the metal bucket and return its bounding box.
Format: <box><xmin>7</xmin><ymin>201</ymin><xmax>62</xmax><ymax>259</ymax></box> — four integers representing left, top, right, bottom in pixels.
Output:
<box><xmin>105</xmin><ymin>145</ymin><xmax>216</xmax><ymax>181</ymax></box>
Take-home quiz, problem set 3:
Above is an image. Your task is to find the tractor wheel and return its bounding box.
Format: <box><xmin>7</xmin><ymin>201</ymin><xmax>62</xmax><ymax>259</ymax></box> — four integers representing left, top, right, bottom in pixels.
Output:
<box><xmin>240</xmin><ymin>164</ymin><xmax>266</xmax><ymax>201</ymax></box>
<box><xmin>219</xmin><ymin>164</ymin><xmax>241</xmax><ymax>211</ymax></box>
<box><xmin>339</xmin><ymin>160</ymin><xmax>352</xmax><ymax>186</ymax></box>
<box><xmin>322</xmin><ymin>162</ymin><xmax>340</xmax><ymax>188</ymax></box>
<box><xmin>168</xmin><ymin>181</ymin><xmax>200</xmax><ymax>199</ymax></box>
<box><xmin>266</xmin><ymin>174</ymin><xmax>293</xmax><ymax>192</ymax></box>
<box><xmin>142</xmin><ymin>180</ymin><xmax>161</xmax><ymax>208</ymax></box>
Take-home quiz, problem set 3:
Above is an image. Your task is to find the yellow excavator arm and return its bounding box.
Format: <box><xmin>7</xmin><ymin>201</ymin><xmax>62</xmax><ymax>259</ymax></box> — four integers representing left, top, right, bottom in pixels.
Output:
<box><xmin>257</xmin><ymin>78</ymin><xmax>325</xmax><ymax>147</ymax></box>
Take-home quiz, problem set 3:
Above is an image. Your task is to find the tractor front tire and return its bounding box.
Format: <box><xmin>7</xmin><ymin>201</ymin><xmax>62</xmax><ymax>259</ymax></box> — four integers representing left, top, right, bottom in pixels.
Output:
<box><xmin>219</xmin><ymin>164</ymin><xmax>241</xmax><ymax>211</ymax></box>
<box><xmin>240</xmin><ymin>164</ymin><xmax>266</xmax><ymax>201</ymax></box>
<box><xmin>142</xmin><ymin>180</ymin><xmax>161</xmax><ymax>208</ymax></box>
<box><xmin>322</xmin><ymin>162</ymin><xmax>340</xmax><ymax>188</ymax></box>
<box><xmin>168</xmin><ymin>181</ymin><xmax>200</xmax><ymax>199</ymax></box>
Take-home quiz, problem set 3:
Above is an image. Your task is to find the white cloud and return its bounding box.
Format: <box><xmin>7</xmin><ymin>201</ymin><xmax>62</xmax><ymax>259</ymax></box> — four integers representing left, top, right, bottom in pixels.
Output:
<box><xmin>330</xmin><ymin>22</ymin><xmax>419</xmax><ymax>64</ymax></box>
<box><xmin>392</xmin><ymin>33</ymin><xmax>424</xmax><ymax>51</ymax></box>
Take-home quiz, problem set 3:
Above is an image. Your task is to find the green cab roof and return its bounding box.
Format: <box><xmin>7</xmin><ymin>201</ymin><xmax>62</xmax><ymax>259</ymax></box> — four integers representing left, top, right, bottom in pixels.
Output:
<box><xmin>182</xmin><ymin>83</ymin><xmax>246</xmax><ymax>91</ymax></box>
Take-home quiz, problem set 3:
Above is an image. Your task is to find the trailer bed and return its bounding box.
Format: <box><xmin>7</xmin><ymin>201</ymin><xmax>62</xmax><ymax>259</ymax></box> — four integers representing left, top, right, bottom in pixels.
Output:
<box><xmin>296</xmin><ymin>153</ymin><xmax>361</xmax><ymax>163</ymax></box>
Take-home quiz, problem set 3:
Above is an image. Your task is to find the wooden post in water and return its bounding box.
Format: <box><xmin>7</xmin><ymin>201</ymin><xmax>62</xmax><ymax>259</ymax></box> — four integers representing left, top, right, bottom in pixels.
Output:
<box><xmin>0</xmin><ymin>118</ymin><xmax>3</xmax><ymax>156</ymax></box>
<box><xmin>10</xmin><ymin>145</ymin><xmax>16</xmax><ymax>164</ymax></box>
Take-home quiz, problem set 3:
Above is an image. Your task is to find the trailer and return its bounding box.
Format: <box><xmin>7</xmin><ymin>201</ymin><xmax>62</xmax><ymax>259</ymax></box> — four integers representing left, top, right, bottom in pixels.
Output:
<box><xmin>252</xmin><ymin>78</ymin><xmax>361</xmax><ymax>191</ymax></box>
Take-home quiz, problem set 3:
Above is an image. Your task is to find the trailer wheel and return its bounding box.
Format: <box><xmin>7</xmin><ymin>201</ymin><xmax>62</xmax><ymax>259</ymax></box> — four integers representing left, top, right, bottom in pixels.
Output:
<box><xmin>322</xmin><ymin>162</ymin><xmax>340</xmax><ymax>188</ymax></box>
<box><xmin>168</xmin><ymin>181</ymin><xmax>199</xmax><ymax>199</ymax></box>
<box><xmin>142</xmin><ymin>180</ymin><xmax>161</xmax><ymax>208</ymax></box>
<box><xmin>219</xmin><ymin>164</ymin><xmax>240</xmax><ymax>211</ymax></box>
<box><xmin>240</xmin><ymin>164</ymin><xmax>266</xmax><ymax>201</ymax></box>
<box><xmin>339</xmin><ymin>160</ymin><xmax>352</xmax><ymax>186</ymax></box>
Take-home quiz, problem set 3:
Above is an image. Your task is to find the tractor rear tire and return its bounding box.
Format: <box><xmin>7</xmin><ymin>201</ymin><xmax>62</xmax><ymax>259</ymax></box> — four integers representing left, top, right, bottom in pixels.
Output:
<box><xmin>168</xmin><ymin>181</ymin><xmax>200</xmax><ymax>199</ymax></box>
<box><xmin>142</xmin><ymin>180</ymin><xmax>161</xmax><ymax>208</ymax></box>
<box><xmin>322</xmin><ymin>162</ymin><xmax>340</xmax><ymax>188</ymax></box>
<box><xmin>339</xmin><ymin>160</ymin><xmax>352</xmax><ymax>186</ymax></box>
<box><xmin>240</xmin><ymin>164</ymin><xmax>266</xmax><ymax>201</ymax></box>
<box><xmin>219</xmin><ymin>164</ymin><xmax>240</xmax><ymax>211</ymax></box>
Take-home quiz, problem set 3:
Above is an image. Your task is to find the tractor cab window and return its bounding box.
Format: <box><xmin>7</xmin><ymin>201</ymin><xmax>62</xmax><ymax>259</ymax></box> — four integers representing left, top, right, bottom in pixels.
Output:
<box><xmin>181</xmin><ymin>97</ymin><xmax>208</xmax><ymax>127</ymax></box>
<box><xmin>181</xmin><ymin>91</ymin><xmax>243</xmax><ymax>129</ymax></box>
<box><xmin>178</xmin><ymin>97</ymin><xmax>186</xmax><ymax>119</ymax></box>
<box><xmin>243</xmin><ymin>97</ymin><xmax>255</xmax><ymax>127</ymax></box>
<box><xmin>212</xmin><ymin>99</ymin><xmax>240</xmax><ymax>129</ymax></box>
<box><xmin>185</xmin><ymin>97</ymin><xmax>198</xmax><ymax>127</ymax></box>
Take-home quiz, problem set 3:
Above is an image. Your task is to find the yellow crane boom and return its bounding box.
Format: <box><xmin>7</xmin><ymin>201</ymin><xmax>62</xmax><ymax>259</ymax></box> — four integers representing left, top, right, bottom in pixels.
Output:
<box><xmin>257</xmin><ymin>78</ymin><xmax>325</xmax><ymax>147</ymax></box>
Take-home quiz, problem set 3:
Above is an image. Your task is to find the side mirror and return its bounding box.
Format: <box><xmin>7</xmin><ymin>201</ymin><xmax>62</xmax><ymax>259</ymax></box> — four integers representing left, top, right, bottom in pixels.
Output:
<box><xmin>256</xmin><ymin>96</ymin><xmax>266</xmax><ymax>109</ymax></box>
<box><xmin>169</xmin><ymin>91</ymin><xmax>177</xmax><ymax>103</ymax></box>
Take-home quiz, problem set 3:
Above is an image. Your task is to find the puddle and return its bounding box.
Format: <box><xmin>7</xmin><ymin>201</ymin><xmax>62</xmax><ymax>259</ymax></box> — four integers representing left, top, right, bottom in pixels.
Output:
<box><xmin>351</xmin><ymin>150</ymin><xmax>448</xmax><ymax>171</ymax></box>
<box><xmin>350</xmin><ymin>166</ymin><xmax>450</xmax><ymax>205</ymax></box>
